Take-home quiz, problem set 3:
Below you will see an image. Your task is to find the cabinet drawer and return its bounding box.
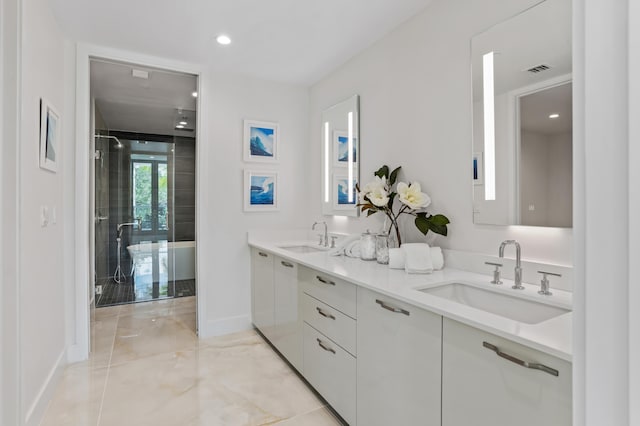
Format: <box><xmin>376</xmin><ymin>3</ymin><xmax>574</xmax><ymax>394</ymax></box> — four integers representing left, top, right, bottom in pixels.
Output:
<box><xmin>303</xmin><ymin>323</ymin><xmax>356</xmax><ymax>425</ymax></box>
<box><xmin>300</xmin><ymin>266</ymin><xmax>356</xmax><ymax>318</ymax></box>
<box><xmin>302</xmin><ymin>293</ymin><xmax>356</xmax><ymax>356</ymax></box>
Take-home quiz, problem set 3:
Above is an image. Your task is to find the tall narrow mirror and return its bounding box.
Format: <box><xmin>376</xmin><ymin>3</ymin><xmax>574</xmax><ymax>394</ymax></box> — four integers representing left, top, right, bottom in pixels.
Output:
<box><xmin>321</xmin><ymin>95</ymin><xmax>360</xmax><ymax>217</ymax></box>
<box><xmin>471</xmin><ymin>0</ymin><xmax>572</xmax><ymax>227</ymax></box>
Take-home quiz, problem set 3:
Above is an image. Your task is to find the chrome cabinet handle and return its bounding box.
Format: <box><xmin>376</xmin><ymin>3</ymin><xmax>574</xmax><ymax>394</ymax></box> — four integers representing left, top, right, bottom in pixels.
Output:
<box><xmin>317</xmin><ymin>338</ymin><xmax>336</xmax><ymax>354</ymax></box>
<box><xmin>258</xmin><ymin>252</ymin><xmax>268</xmax><ymax>257</ymax></box>
<box><xmin>316</xmin><ymin>307</ymin><xmax>336</xmax><ymax>320</ymax></box>
<box><xmin>281</xmin><ymin>261</ymin><xmax>294</xmax><ymax>268</ymax></box>
<box><xmin>316</xmin><ymin>275</ymin><xmax>336</xmax><ymax>286</ymax></box>
<box><xmin>483</xmin><ymin>341</ymin><xmax>559</xmax><ymax>377</ymax></box>
<box><xmin>375</xmin><ymin>299</ymin><xmax>410</xmax><ymax>316</ymax></box>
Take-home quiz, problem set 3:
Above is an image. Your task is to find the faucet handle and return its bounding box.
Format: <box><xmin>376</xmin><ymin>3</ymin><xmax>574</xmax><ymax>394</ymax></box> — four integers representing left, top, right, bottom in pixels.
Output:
<box><xmin>537</xmin><ymin>270</ymin><xmax>561</xmax><ymax>296</ymax></box>
<box><xmin>317</xmin><ymin>234</ymin><xmax>324</xmax><ymax>245</ymax></box>
<box><xmin>485</xmin><ymin>262</ymin><xmax>503</xmax><ymax>285</ymax></box>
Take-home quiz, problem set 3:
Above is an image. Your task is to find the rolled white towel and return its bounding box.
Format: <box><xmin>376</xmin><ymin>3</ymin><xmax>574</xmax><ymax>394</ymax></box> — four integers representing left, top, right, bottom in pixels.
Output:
<box><xmin>431</xmin><ymin>246</ymin><xmax>444</xmax><ymax>270</ymax></box>
<box><xmin>402</xmin><ymin>243</ymin><xmax>433</xmax><ymax>274</ymax></box>
<box><xmin>388</xmin><ymin>248</ymin><xmax>405</xmax><ymax>269</ymax></box>
<box><xmin>345</xmin><ymin>239</ymin><xmax>361</xmax><ymax>258</ymax></box>
<box><xmin>329</xmin><ymin>234</ymin><xmax>360</xmax><ymax>256</ymax></box>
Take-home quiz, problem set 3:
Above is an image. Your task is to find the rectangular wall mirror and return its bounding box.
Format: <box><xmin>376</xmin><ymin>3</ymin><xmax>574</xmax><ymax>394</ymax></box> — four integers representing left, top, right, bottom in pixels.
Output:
<box><xmin>471</xmin><ymin>0</ymin><xmax>572</xmax><ymax>227</ymax></box>
<box><xmin>321</xmin><ymin>95</ymin><xmax>360</xmax><ymax>217</ymax></box>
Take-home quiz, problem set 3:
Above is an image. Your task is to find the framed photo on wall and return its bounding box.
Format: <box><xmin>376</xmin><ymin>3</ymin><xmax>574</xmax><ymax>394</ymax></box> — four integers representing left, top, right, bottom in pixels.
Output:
<box><xmin>332</xmin><ymin>174</ymin><xmax>358</xmax><ymax>211</ymax></box>
<box><xmin>333</xmin><ymin>130</ymin><xmax>357</xmax><ymax>167</ymax></box>
<box><xmin>39</xmin><ymin>98</ymin><xmax>60</xmax><ymax>173</ymax></box>
<box><xmin>473</xmin><ymin>151</ymin><xmax>483</xmax><ymax>185</ymax></box>
<box><xmin>243</xmin><ymin>120</ymin><xmax>279</xmax><ymax>163</ymax></box>
<box><xmin>244</xmin><ymin>170</ymin><xmax>279</xmax><ymax>212</ymax></box>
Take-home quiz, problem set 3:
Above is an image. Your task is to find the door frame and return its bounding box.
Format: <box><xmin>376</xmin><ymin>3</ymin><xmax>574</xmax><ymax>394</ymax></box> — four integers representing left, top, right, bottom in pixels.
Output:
<box><xmin>70</xmin><ymin>43</ymin><xmax>205</xmax><ymax>362</ymax></box>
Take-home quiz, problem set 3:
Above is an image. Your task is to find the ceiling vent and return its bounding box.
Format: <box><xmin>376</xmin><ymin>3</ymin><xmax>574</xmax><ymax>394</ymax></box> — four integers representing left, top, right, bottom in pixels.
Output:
<box><xmin>132</xmin><ymin>69</ymin><xmax>149</xmax><ymax>79</ymax></box>
<box><xmin>525</xmin><ymin>64</ymin><xmax>551</xmax><ymax>74</ymax></box>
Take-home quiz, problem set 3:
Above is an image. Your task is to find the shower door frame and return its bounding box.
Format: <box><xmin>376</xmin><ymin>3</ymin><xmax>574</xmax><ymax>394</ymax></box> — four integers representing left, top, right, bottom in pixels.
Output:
<box><xmin>72</xmin><ymin>44</ymin><xmax>205</xmax><ymax>362</ymax></box>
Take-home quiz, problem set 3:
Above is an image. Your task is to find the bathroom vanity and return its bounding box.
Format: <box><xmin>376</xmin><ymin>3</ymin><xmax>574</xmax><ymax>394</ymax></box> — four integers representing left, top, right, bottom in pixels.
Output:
<box><xmin>248</xmin><ymin>235</ymin><xmax>572</xmax><ymax>426</ymax></box>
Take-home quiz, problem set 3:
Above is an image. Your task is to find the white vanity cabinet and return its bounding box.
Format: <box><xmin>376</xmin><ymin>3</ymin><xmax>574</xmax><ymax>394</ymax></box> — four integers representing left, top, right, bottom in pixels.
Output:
<box><xmin>250</xmin><ymin>248</ymin><xmax>275</xmax><ymax>341</ymax></box>
<box><xmin>356</xmin><ymin>287</ymin><xmax>442</xmax><ymax>426</ymax></box>
<box><xmin>442</xmin><ymin>318</ymin><xmax>572</xmax><ymax>426</ymax></box>
<box><xmin>272</xmin><ymin>256</ymin><xmax>302</xmax><ymax>371</ymax></box>
<box><xmin>300</xmin><ymin>266</ymin><xmax>357</xmax><ymax>425</ymax></box>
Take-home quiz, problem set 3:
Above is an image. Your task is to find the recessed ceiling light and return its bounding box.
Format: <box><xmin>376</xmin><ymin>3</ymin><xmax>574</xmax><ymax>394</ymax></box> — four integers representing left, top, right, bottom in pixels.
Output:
<box><xmin>216</xmin><ymin>34</ymin><xmax>231</xmax><ymax>45</ymax></box>
<box><xmin>176</xmin><ymin>124</ymin><xmax>185</xmax><ymax>129</ymax></box>
<box><xmin>179</xmin><ymin>120</ymin><xmax>187</xmax><ymax>125</ymax></box>
<box><xmin>549</xmin><ymin>113</ymin><xmax>560</xmax><ymax>119</ymax></box>
<box><xmin>191</xmin><ymin>91</ymin><xmax>198</xmax><ymax>98</ymax></box>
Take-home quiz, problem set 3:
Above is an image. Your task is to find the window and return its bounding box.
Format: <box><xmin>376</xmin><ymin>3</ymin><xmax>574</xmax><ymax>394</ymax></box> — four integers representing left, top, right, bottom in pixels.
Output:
<box><xmin>132</xmin><ymin>156</ymin><xmax>169</xmax><ymax>234</ymax></box>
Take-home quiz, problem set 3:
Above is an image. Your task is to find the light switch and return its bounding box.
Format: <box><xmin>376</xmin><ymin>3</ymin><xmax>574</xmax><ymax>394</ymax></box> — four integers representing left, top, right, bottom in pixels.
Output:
<box><xmin>528</xmin><ymin>204</ymin><xmax>535</xmax><ymax>211</ymax></box>
<box><xmin>51</xmin><ymin>206</ymin><xmax>57</xmax><ymax>224</ymax></box>
<box><xmin>40</xmin><ymin>205</ymin><xmax>49</xmax><ymax>227</ymax></box>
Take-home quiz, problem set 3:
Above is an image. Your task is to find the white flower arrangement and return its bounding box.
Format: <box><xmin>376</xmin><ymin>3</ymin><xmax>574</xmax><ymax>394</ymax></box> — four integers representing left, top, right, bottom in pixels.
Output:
<box><xmin>356</xmin><ymin>165</ymin><xmax>450</xmax><ymax>246</ymax></box>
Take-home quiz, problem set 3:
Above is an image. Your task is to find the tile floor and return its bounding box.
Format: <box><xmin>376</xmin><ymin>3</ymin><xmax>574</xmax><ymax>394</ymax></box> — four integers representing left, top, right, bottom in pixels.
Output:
<box><xmin>40</xmin><ymin>296</ymin><xmax>343</xmax><ymax>426</ymax></box>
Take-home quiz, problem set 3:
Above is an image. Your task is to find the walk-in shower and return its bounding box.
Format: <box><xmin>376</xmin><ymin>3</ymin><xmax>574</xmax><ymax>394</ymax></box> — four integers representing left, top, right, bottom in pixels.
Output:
<box><xmin>91</xmin><ymin>58</ymin><xmax>197</xmax><ymax>307</ymax></box>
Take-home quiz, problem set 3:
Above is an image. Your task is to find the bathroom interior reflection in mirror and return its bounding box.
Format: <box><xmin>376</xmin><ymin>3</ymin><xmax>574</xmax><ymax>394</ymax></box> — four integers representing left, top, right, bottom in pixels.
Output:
<box><xmin>471</xmin><ymin>0</ymin><xmax>572</xmax><ymax>227</ymax></box>
<box><xmin>321</xmin><ymin>95</ymin><xmax>360</xmax><ymax>217</ymax></box>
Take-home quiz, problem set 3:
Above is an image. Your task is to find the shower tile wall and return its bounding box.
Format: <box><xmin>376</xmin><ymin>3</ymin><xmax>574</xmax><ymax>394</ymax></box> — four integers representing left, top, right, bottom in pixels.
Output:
<box><xmin>97</xmin><ymin>132</ymin><xmax>196</xmax><ymax>281</ymax></box>
<box><xmin>94</xmin><ymin>107</ymin><xmax>110</xmax><ymax>281</ymax></box>
<box><xmin>107</xmin><ymin>143</ymin><xmax>133</xmax><ymax>277</ymax></box>
<box><xmin>173</xmin><ymin>137</ymin><xmax>195</xmax><ymax>241</ymax></box>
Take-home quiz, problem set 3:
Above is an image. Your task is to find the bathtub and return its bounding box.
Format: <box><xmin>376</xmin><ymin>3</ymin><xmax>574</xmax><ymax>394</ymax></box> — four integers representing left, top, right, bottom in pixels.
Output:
<box><xmin>127</xmin><ymin>240</ymin><xmax>196</xmax><ymax>281</ymax></box>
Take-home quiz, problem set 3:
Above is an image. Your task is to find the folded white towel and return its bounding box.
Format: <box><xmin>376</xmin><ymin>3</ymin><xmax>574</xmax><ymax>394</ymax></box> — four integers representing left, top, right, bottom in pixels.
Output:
<box><xmin>402</xmin><ymin>243</ymin><xmax>433</xmax><ymax>274</ymax></box>
<box><xmin>431</xmin><ymin>246</ymin><xmax>444</xmax><ymax>270</ymax></box>
<box><xmin>388</xmin><ymin>248</ymin><xmax>405</xmax><ymax>269</ymax></box>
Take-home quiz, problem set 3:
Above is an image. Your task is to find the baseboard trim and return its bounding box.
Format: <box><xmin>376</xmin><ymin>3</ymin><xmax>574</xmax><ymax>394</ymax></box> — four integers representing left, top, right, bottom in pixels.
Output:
<box><xmin>66</xmin><ymin>342</ymin><xmax>88</xmax><ymax>364</ymax></box>
<box><xmin>198</xmin><ymin>314</ymin><xmax>252</xmax><ymax>339</ymax></box>
<box><xmin>24</xmin><ymin>349</ymin><xmax>65</xmax><ymax>426</ymax></box>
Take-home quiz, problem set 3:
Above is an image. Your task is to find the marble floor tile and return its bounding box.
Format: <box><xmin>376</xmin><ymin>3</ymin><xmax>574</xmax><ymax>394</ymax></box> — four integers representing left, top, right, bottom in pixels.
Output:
<box><xmin>40</xmin><ymin>364</ymin><xmax>108</xmax><ymax>426</ymax></box>
<box><xmin>40</xmin><ymin>297</ymin><xmax>341</xmax><ymax>426</ymax></box>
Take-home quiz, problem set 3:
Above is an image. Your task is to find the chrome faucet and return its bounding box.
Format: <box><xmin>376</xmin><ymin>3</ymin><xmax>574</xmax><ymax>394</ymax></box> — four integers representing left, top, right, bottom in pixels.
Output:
<box><xmin>117</xmin><ymin>219</ymin><xmax>141</xmax><ymax>237</ymax></box>
<box><xmin>312</xmin><ymin>221</ymin><xmax>328</xmax><ymax>247</ymax></box>
<box><xmin>499</xmin><ymin>240</ymin><xmax>524</xmax><ymax>290</ymax></box>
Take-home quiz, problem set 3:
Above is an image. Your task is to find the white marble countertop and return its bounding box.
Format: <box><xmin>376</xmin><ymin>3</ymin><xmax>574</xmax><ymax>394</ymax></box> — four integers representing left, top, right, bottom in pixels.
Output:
<box><xmin>248</xmin><ymin>235</ymin><xmax>573</xmax><ymax>362</ymax></box>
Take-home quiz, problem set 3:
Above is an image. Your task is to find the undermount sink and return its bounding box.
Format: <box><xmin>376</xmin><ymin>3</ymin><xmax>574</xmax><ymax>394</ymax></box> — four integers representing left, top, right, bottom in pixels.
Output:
<box><xmin>417</xmin><ymin>282</ymin><xmax>570</xmax><ymax>324</ymax></box>
<box><xmin>279</xmin><ymin>244</ymin><xmax>328</xmax><ymax>254</ymax></box>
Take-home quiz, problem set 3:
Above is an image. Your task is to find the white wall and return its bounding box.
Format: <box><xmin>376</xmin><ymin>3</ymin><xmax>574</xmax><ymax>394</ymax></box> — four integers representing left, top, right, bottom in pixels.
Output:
<box><xmin>520</xmin><ymin>130</ymin><xmax>550</xmax><ymax>226</ymax></box>
<box><xmin>18</xmin><ymin>0</ymin><xmax>71</xmax><ymax>423</ymax></box>
<box><xmin>197</xmin><ymin>71</ymin><xmax>310</xmax><ymax>336</ymax></box>
<box><xmin>547</xmin><ymin>131</ymin><xmax>572</xmax><ymax>226</ymax></box>
<box><xmin>1</xmin><ymin>0</ymin><xmax>22</xmax><ymax>423</ymax></box>
<box><xmin>308</xmin><ymin>0</ymin><xmax>572</xmax><ymax>265</ymax></box>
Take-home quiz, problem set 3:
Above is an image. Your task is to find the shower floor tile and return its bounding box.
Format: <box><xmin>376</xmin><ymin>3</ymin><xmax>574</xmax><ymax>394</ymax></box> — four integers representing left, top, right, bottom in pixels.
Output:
<box><xmin>40</xmin><ymin>296</ymin><xmax>343</xmax><ymax>426</ymax></box>
<box><xmin>95</xmin><ymin>278</ymin><xmax>196</xmax><ymax>307</ymax></box>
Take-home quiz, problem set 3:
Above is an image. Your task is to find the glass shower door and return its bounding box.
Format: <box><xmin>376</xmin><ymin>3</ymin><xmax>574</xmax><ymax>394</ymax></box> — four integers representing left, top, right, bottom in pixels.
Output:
<box><xmin>94</xmin><ymin>137</ymin><xmax>177</xmax><ymax>306</ymax></box>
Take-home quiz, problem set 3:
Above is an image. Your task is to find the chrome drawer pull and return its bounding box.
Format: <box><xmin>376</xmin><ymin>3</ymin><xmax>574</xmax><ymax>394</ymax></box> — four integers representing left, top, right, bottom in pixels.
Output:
<box><xmin>281</xmin><ymin>261</ymin><xmax>294</xmax><ymax>268</ymax></box>
<box><xmin>258</xmin><ymin>252</ymin><xmax>268</xmax><ymax>257</ymax></box>
<box><xmin>316</xmin><ymin>275</ymin><xmax>336</xmax><ymax>286</ymax></box>
<box><xmin>316</xmin><ymin>307</ymin><xmax>336</xmax><ymax>320</ymax></box>
<box><xmin>375</xmin><ymin>299</ymin><xmax>410</xmax><ymax>316</ymax></box>
<box><xmin>317</xmin><ymin>338</ymin><xmax>336</xmax><ymax>354</ymax></box>
<box><xmin>482</xmin><ymin>342</ymin><xmax>559</xmax><ymax>377</ymax></box>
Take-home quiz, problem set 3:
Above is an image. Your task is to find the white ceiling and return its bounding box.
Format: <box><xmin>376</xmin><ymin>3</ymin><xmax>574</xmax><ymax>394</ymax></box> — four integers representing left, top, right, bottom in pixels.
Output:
<box><xmin>51</xmin><ymin>0</ymin><xmax>434</xmax><ymax>86</ymax></box>
<box><xmin>91</xmin><ymin>59</ymin><xmax>197</xmax><ymax>136</ymax></box>
<box><xmin>520</xmin><ymin>82</ymin><xmax>572</xmax><ymax>135</ymax></box>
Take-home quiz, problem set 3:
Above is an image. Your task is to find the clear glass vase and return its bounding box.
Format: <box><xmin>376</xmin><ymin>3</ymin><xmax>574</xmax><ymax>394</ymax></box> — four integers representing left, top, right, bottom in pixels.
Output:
<box><xmin>376</xmin><ymin>234</ymin><xmax>389</xmax><ymax>264</ymax></box>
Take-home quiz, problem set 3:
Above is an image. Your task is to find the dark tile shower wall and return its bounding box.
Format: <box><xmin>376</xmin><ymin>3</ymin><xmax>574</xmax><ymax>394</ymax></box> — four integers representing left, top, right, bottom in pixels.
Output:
<box><xmin>173</xmin><ymin>137</ymin><xmax>196</xmax><ymax>241</ymax></box>
<box><xmin>98</xmin><ymin>132</ymin><xmax>196</xmax><ymax>280</ymax></box>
